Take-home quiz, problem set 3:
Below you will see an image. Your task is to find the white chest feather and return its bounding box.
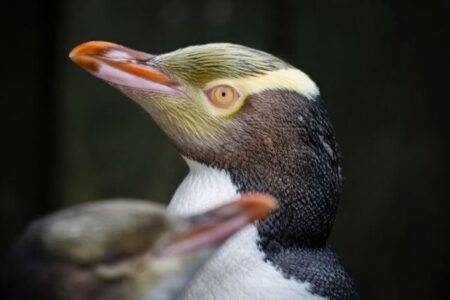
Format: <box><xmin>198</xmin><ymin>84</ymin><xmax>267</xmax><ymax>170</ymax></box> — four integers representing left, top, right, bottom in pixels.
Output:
<box><xmin>168</xmin><ymin>159</ymin><xmax>325</xmax><ymax>300</ymax></box>
<box><xmin>168</xmin><ymin>158</ymin><xmax>239</xmax><ymax>216</ymax></box>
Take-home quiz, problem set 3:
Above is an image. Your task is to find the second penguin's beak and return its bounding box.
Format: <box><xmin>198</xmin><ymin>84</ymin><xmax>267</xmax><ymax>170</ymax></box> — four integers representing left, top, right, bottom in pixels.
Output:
<box><xmin>156</xmin><ymin>193</ymin><xmax>277</xmax><ymax>257</ymax></box>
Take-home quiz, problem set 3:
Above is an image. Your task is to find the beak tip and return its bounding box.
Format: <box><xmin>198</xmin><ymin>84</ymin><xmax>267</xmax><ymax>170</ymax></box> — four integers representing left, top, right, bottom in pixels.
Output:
<box><xmin>68</xmin><ymin>49</ymin><xmax>77</xmax><ymax>61</ymax></box>
<box><xmin>68</xmin><ymin>46</ymin><xmax>80</xmax><ymax>63</ymax></box>
<box><xmin>68</xmin><ymin>43</ymin><xmax>86</xmax><ymax>61</ymax></box>
<box><xmin>67</xmin><ymin>40</ymin><xmax>178</xmax><ymax>89</ymax></box>
<box><xmin>239</xmin><ymin>193</ymin><xmax>278</xmax><ymax>222</ymax></box>
<box><xmin>69</xmin><ymin>41</ymin><xmax>118</xmax><ymax>73</ymax></box>
<box><xmin>68</xmin><ymin>41</ymin><xmax>110</xmax><ymax>63</ymax></box>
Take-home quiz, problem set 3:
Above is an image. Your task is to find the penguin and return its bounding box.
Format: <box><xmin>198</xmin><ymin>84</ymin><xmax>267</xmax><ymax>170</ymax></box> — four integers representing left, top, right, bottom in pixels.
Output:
<box><xmin>69</xmin><ymin>41</ymin><xmax>358</xmax><ymax>299</ymax></box>
<box><xmin>1</xmin><ymin>194</ymin><xmax>275</xmax><ymax>300</ymax></box>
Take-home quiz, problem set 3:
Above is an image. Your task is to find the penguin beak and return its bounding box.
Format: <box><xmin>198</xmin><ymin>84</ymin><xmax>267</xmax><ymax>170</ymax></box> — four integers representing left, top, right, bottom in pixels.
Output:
<box><xmin>155</xmin><ymin>193</ymin><xmax>277</xmax><ymax>257</ymax></box>
<box><xmin>69</xmin><ymin>41</ymin><xmax>186</xmax><ymax>97</ymax></box>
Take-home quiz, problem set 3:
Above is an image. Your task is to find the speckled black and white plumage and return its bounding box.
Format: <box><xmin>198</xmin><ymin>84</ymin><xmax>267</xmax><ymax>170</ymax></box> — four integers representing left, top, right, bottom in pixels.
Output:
<box><xmin>223</xmin><ymin>91</ymin><xmax>357</xmax><ymax>299</ymax></box>
<box><xmin>170</xmin><ymin>90</ymin><xmax>358</xmax><ymax>299</ymax></box>
<box><xmin>262</xmin><ymin>245</ymin><xmax>358</xmax><ymax>299</ymax></box>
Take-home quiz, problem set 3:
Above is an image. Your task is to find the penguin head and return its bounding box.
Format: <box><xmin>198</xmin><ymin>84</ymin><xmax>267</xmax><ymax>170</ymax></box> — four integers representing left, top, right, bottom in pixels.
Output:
<box><xmin>69</xmin><ymin>42</ymin><xmax>318</xmax><ymax>158</ymax></box>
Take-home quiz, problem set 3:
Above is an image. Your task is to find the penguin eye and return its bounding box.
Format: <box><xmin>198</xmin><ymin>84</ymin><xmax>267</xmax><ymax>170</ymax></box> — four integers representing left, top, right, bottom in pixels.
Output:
<box><xmin>206</xmin><ymin>85</ymin><xmax>239</xmax><ymax>108</ymax></box>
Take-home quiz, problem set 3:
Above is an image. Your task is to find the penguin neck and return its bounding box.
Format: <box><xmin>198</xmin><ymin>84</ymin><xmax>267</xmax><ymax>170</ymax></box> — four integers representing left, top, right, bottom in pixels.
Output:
<box><xmin>168</xmin><ymin>153</ymin><xmax>338</xmax><ymax>250</ymax></box>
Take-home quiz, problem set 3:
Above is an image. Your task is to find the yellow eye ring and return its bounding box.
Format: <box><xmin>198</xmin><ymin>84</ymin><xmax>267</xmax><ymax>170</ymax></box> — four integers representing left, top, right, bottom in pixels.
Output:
<box><xmin>206</xmin><ymin>85</ymin><xmax>239</xmax><ymax>108</ymax></box>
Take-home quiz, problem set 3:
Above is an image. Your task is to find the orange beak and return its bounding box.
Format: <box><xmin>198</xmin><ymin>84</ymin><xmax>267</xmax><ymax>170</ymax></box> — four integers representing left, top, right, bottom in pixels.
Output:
<box><xmin>155</xmin><ymin>193</ymin><xmax>277</xmax><ymax>257</ymax></box>
<box><xmin>69</xmin><ymin>41</ymin><xmax>185</xmax><ymax>96</ymax></box>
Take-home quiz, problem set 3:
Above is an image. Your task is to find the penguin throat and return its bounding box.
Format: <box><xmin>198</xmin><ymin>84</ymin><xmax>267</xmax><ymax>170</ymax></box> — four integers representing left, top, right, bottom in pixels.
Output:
<box><xmin>168</xmin><ymin>158</ymin><xmax>239</xmax><ymax>216</ymax></box>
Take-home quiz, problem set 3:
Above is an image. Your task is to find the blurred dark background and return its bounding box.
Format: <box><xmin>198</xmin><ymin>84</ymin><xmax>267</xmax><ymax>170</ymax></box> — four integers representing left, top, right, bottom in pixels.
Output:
<box><xmin>1</xmin><ymin>0</ymin><xmax>449</xmax><ymax>299</ymax></box>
